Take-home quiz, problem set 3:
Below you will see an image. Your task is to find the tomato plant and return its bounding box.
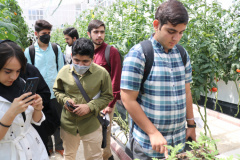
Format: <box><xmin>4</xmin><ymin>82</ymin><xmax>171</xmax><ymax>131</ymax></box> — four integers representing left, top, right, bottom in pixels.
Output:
<box><xmin>0</xmin><ymin>0</ymin><xmax>30</xmax><ymax>48</ymax></box>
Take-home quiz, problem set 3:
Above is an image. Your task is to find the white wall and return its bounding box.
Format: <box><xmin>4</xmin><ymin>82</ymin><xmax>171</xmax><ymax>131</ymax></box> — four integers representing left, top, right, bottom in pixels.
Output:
<box><xmin>207</xmin><ymin>80</ymin><xmax>239</xmax><ymax>104</ymax></box>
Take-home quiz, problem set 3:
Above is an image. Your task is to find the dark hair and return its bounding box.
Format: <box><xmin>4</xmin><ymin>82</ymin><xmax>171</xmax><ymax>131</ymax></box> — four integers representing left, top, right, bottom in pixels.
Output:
<box><xmin>63</xmin><ymin>27</ymin><xmax>79</xmax><ymax>39</ymax></box>
<box><xmin>35</xmin><ymin>20</ymin><xmax>52</xmax><ymax>32</ymax></box>
<box><xmin>0</xmin><ymin>40</ymin><xmax>26</xmax><ymax>72</ymax></box>
<box><xmin>155</xmin><ymin>0</ymin><xmax>188</xmax><ymax>29</ymax></box>
<box><xmin>72</xmin><ymin>38</ymin><xmax>94</xmax><ymax>59</ymax></box>
<box><xmin>87</xmin><ymin>20</ymin><xmax>105</xmax><ymax>33</ymax></box>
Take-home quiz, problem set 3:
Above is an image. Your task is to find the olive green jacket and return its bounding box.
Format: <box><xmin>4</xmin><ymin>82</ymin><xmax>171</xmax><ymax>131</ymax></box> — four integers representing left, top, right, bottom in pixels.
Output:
<box><xmin>53</xmin><ymin>63</ymin><xmax>113</xmax><ymax>136</ymax></box>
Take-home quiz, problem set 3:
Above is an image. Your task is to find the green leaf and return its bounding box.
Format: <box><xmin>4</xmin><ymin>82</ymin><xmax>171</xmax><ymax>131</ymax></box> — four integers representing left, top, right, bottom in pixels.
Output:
<box><xmin>201</xmin><ymin>68</ymin><xmax>212</xmax><ymax>74</ymax></box>
<box><xmin>200</xmin><ymin>63</ymin><xmax>210</xmax><ymax>70</ymax></box>
<box><xmin>0</xmin><ymin>2</ymin><xmax>5</xmax><ymax>10</ymax></box>
<box><xmin>0</xmin><ymin>21</ymin><xmax>18</xmax><ymax>31</ymax></box>
<box><xmin>197</xmin><ymin>76</ymin><xmax>206</xmax><ymax>84</ymax></box>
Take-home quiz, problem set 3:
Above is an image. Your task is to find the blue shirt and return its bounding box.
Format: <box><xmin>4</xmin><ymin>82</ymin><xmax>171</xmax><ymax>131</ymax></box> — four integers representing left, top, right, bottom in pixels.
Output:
<box><xmin>121</xmin><ymin>36</ymin><xmax>192</xmax><ymax>157</ymax></box>
<box><xmin>24</xmin><ymin>42</ymin><xmax>64</xmax><ymax>99</ymax></box>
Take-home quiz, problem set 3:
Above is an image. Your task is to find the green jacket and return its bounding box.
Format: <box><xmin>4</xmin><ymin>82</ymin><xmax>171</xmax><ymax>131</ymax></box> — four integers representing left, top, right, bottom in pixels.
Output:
<box><xmin>53</xmin><ymin>63</ymin><xmax>113</xmax><ymax>136</ymax></box>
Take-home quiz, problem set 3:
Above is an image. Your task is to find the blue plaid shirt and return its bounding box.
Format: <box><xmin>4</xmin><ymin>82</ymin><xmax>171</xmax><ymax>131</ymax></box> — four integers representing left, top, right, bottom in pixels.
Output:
<box><xmin>121</xmin><ymin>36</ymin><xmax>192</xmax><ymax>157</ymax></box>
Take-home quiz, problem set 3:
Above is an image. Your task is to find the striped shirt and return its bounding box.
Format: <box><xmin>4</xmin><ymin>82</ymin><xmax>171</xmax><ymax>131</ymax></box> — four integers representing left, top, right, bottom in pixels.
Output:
<box><xmin>120</xmin><ymin>36</ymin><xmax>192</xmax><ymax>157</ymax></box>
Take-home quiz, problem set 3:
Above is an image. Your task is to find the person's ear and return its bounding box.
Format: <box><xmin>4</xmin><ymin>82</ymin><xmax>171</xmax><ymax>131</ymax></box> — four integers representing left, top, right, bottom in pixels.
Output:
<box><xmin>73</xmin><ymin>37</ymin><xmax>77</xmax><ymax>41</ymax></box>
<box><xmin>87</xmin><ymin>32</ymin><xmax>91</xmax><ymax>39</ymax></box>
<box><xmin>153</xmin><ymin>20</ymin><xmax>160</xmax><ymax>31</ymax></box>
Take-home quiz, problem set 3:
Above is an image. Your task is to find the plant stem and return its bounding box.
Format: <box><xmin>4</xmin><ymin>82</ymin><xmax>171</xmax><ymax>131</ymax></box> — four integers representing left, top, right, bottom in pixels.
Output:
<box><xmin>204</xmin><ymin>85</ymin><xmax>208</xmax><ymax>136</ymax></box>
<box><xmin>195</xmin><ymin>101</ymin><xmax>217</xmax><ymax>150</ymax></box>
<box><xmin>214</xmin><ymin>87</ymin><xmax>223</xmax><ymax>113</ymax></box>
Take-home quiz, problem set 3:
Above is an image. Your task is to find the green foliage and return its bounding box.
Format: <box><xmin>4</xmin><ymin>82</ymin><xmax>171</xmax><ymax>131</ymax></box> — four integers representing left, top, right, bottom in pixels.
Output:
<box><xmin>165</xmin><ymin>143</ymin><xmax>184</xmax><ymax>160</ymax></box>
<box><xmin>112</xmin><ymin>104</ymin><xmax>129</xmax><ymax>144</ymax></box>
<box><xmin>180</xmin><ymin>0</ymin><xmax>240</xmax><ymax>103</ymax></box>
<box><xmin>160</xmin><ymin>132</ymin><xmax>235</xmax><ymax>160</ymax></box>
<box><xmin>51</xmin><ymin>0</ymin><xmax>239</xmax><ymax>99</ymax></box>
<box><xmin>0</xmin><ymin>0</ymin><xmax>30</xmax><ymax>48</ymax></box>
<box><xmin>50</xmin><ymin>27</ymin><xmax>67</xmax><ymax>52</ymax></box>
<box><xmin>186</xmin><ymin>132</ymin><xmax>219</xmax><ymax>159</ymax></box>
<box><xmin>51</xmin><ymin>0</ymin><xmax>162</xmax><ymax>54</ymax></box>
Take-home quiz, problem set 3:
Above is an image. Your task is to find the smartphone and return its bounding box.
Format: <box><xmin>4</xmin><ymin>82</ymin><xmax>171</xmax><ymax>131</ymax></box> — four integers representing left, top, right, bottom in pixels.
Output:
<box><xmin>66</xmin><ymin>101</ymin><xmax>75</xmax><ymax>110</ymax></box>
<box><xmin>23</xmin><ymin>77</ymin><xmax>39</xmax><ymax>95</ymax></box>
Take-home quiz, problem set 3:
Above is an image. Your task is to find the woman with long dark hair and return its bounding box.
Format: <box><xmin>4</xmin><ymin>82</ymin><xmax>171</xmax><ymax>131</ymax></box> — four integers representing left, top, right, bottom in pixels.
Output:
<box><xmin>0</xmin><ymin>40</ymin><xmax>48</xmax><ymax>159</ymax></box>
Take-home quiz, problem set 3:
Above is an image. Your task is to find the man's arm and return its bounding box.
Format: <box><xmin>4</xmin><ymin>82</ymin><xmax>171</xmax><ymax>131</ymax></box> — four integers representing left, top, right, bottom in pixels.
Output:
<box><xmin>104</xmin><ymin>47</ymin><xmax>122</xmax><ymax>114</ymax></box>
<box><xmin>185</xmin><ymin>83</ymin><xmax>196</xmax><ymax>141</ymax></box>
<box><xmin>121</xmin><ymin>89</ymin><xmax>168</xmax><ymax>156</ymax></box>
<box><xmin>53</xmin><ymin>70</ymin><xmax>71</xmax><ymax>106</ymax></box>
<box><xmin>87</xmin><ymin>70</ymin><xmax>113</xmax><ymax>116</ymax></box>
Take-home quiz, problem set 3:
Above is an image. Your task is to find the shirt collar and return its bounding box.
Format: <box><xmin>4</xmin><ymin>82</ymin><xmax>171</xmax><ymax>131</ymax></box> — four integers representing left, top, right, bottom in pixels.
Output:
<box><xmin>150</xmin><ymin>33</ymin><xmax>173</xmax><ymax>54</ymax></box>
<box><xmin>94</xmin><ymin>42</ymin><xmax>107</xmax><ymax>53</ymax></box>
<box><xmin>0</xmin><ymin>96</ymin><xmax>11</xmax><ymax>103</ymax></box>
<box><xmin>34</xmin><ymin>41</ymin><xmax>50</xmax><ymax>51</ymax></box>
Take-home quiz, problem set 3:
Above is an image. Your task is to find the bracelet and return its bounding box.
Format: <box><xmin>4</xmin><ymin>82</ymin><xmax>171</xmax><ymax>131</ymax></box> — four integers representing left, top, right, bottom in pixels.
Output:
<box><xmin>0</xmin><ymin>122</ymin><xmax>11</xmax><ymax>128</ymax></box>
<box><xmin>187</xmin><ymin>118</ymin><xmax>194</xmax><ymax>120</ymax></box>
<box><xmin>187</xmin><ymin>122</ymin><xmax>196</xmax><ymax>128</ymax></box>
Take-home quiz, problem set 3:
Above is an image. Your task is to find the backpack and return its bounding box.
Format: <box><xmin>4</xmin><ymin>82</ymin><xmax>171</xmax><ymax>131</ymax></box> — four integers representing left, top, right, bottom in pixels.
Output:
<box><xmin>139</xmin><ymin>40</ymin><xmax>187</xmax><ymax>94</ymax></box>
<box><xmin>104</xmin><ymin>45</ymin><xmax>123</xmax><ymax>69</ymax></box>
<box><xmin>29</xmin><ymin>43</ymin><xmax>59</xmax><ymax>70</ymax></box>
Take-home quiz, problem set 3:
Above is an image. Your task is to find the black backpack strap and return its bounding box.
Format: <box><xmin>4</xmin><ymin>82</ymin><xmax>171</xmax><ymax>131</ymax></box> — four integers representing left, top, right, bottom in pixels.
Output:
<box><xmin>72</xmin><ymin>71</ymin><xmax>108</xmax><ymax>130</ymax></box>
<box><xmin>51</xmin><ymin>43</ymin><xmax>59</xmax><ymax>71</ymax></box>
<box><xmin>176</xmin><ymin>44</ymin><xmax>187</xmax><ymax>67</ymax></box>
<box><xmin>105</xmin><ymin>45</ymin><xmax>112</xmax><ymax>67</ymax></box>
<box><xmin>29</xmin><ymin>44</ymin><xmax>35</xmax><ymax>65</ymax></box>
<box><xmin>139</xmin><ymin>40</ymin><xmax>154</xmax><ymax>94</ymax></box>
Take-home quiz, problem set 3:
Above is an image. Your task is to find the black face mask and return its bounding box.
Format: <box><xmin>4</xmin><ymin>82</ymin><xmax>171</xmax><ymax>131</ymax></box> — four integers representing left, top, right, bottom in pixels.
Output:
<box><xmin>39</xmin><ymin>34</ymin><xmax>50</xmax><ymax>44</ymax></box>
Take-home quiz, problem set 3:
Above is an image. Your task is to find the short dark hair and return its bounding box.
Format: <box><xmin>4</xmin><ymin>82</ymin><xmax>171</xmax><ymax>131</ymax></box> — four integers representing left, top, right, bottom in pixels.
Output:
<box><xmin>88</xmin><ymin>20</ymin><xmax>105</xmax><ymax>33</ymax></box>
<box><xmin>0</xmin><ymin>40</ymin><xmax>26</xmax><ymax>72</ymax></box>
<box><xmin>72</xmin><ymin>38</ymin><xmax>94</xmax><ymax>59</ymax></box>
<box><xmin>35</xmin><ymin>20</ymin><xmax>52</xmax><ymax>32</ymax></box>
<box><xmin>63</xmin><ymin>27</ymin><xmax>79</xmax><ymax>39</ymax></box>
<box><xmin>155</xmin><ymin>0</ymin><xmax>188</xmax><ymax>29</ymax></box>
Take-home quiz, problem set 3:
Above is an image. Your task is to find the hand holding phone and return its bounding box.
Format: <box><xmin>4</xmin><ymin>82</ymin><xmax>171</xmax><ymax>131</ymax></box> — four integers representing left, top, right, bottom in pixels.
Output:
<box><xmin>66</xmin><ymin>101</ymin><xmax>76</xmax><ymax>112</ymax></box>
<box><xmin>23</xmin><ymin>77</ymin><xmax>39</xmax><ymax>94</ymax></box>
<box><xmin>23</xmin><ymin>77</ymin><xmax>39</xmax><ymax>102</ymax></box>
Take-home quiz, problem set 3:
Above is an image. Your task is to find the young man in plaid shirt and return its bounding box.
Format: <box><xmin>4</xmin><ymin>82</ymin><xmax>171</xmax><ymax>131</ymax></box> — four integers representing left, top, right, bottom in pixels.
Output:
<box><xmin>121</xmin><ymin>0</ymin><xmax>196</xmax><ymax>159</ymax></box>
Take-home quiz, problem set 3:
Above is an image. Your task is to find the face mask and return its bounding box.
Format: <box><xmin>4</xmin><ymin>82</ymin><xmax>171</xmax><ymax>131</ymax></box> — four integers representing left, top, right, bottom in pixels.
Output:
<box><xmin>39</xmin><ymin>34</ymin><xmax>50</xmax><ymax>44</ymax></box>
<box><xmin>73</xmin><ymin>63</ymin><xmax>91</xmax><ymax>75</ymax></box>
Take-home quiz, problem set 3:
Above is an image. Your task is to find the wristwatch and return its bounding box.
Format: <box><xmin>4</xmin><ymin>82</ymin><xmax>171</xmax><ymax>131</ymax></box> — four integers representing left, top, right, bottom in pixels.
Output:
<box><xmin>187</xmin><ymin>122</ymin><xmax>196</xmax><ymax>128</ymax></box>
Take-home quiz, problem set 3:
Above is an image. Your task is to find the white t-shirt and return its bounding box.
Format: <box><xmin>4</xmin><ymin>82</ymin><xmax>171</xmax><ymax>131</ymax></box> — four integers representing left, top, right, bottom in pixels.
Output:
<box><xmin>65</xmin><ymin>45</ymin><xmax>72</xmax><ymax>64</ymax></box>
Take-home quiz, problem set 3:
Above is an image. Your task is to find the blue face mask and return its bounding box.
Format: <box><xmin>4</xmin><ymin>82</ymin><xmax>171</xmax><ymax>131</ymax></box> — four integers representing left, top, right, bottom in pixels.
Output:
<box><xmin>73</xmin><ymin>63</ymin><xmax>91</xmax><ymax>75</ymax></box>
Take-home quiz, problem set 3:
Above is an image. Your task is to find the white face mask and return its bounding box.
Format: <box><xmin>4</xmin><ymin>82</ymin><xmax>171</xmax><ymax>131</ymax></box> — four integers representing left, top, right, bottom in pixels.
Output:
<box><xmin>73</xmin><ymin>63</ymin><xmax>91</xmax><ymax>75</ymax></box>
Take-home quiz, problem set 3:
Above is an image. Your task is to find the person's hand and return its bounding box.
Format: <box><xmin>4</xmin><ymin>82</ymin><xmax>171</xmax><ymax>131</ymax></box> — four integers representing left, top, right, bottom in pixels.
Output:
<box><xmin>102</xmin><ymin>106</ymin><xmax>113</xmax><ymax>114</ymax></box>
<box><xmin>10</xmin><ymin>92</ymin><xmax>36</xmax><ymax>116</ymax></box>
<box><xmin>148</xmin><ymin>131</ymin><xmax>168</xmax><ymax>158</ymax></box>
<box><xmin>186</xmin><ymin>127</ymin><xmax>196</xmax><ymax>141</ymax></box>
<box><xmin>64</xmin><ymin>99</ymin><xmax>75</xmax><ymax>112</ymax></box>
<box><xmin>31</xmin><ymin>94</ymin><xmax>43</xmax><ymax>111</ymax></box>
<box><xmin>73</xmin><ymin>104</ymin><xmax>90</xmax><ymax>116</ymax></box>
